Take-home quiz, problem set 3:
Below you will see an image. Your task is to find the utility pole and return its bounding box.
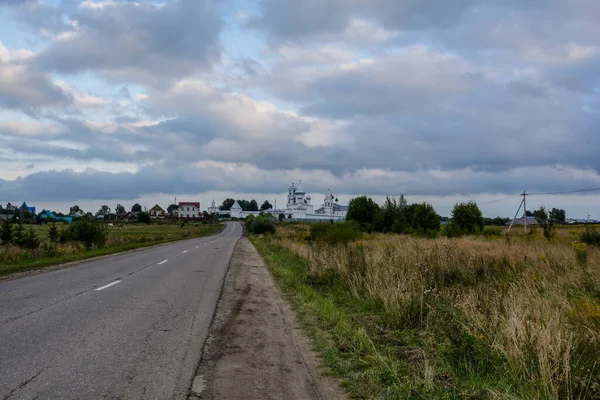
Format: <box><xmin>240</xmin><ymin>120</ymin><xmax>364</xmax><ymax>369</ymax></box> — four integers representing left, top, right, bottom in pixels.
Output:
<box><xmin>522</xmin><ymin>191</ymin><xmax>528</xmax><ymax>234</ymax></box>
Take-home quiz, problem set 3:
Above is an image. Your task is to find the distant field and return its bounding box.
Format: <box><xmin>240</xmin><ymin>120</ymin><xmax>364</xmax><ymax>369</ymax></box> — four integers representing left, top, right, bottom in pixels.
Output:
<box><xmin>0</xmin><ymin>221</ymin><xmax>223</xmax><ymax>277</ymax></box>
<box><xmin>503</xmin><ymin>222</ymin><xmax>600</xmax><ymax>244</ymax></box>
<box><xmin>252</xmin><ymin>222</ymin><xmax>600</xmax><ymax>399</ymax></box>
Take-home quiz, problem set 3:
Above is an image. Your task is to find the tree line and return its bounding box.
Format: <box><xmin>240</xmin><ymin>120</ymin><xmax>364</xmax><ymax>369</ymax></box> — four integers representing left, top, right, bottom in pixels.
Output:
<box><xmin>219</xmin><ymin>198</ymin><xmax>273</xmax><ymax>212</ymax></box>
<box><xmin>346</xmin><ymin>195</ymin><xmax>569</xmax><ymax>238</ymax></box>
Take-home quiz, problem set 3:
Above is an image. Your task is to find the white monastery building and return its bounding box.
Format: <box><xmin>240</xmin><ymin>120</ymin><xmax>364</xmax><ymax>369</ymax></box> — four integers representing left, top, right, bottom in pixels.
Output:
<box><xmin>210</xmin><ymin>182</ymin><xmax>348</xmax><ymax>221</ymax></box>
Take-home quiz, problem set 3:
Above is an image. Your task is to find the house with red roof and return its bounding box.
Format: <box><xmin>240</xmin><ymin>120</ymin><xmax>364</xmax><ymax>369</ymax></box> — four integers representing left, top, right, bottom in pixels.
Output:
<box><xmin>178</xmin><ymin>202</ymin><xmax>200</xmax><ymax>219</ymax></box>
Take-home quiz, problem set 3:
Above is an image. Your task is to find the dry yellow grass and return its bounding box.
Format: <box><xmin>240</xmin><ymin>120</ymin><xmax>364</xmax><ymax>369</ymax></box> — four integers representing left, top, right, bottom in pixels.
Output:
<box><xmin>268</xmin><ymin>223</ymin><xmax>600</xmax><ymax>398</ymax></box>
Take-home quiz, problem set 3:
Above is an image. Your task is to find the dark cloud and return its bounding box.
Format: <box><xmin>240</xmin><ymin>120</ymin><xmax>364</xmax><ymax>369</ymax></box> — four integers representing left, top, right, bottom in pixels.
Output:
<box><xmin>33</xmin><ymin>0</ymin><xmax>223</xmax><ymax>82</ymax></box>
<box><xmin>2</xmin><ymin>163</ymin><xmax>600</xmax><ymax>203</ymax></box>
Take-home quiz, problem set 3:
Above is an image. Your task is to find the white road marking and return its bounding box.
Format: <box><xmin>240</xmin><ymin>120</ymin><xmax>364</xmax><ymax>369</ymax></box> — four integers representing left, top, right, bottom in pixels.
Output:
<box><xmin>182</xmin><ymin>250</ymin><xmax>188</xmax><ymax>253</ymax></box>
<box><xmin>95</xmin><ymin>280</ymin><xmax>121</xmax><ymax>291</ymax></box>
<box><xmin>158</xmin><ymin>260</ymin><xmax>168</xmax><ymax>265</ymax></box>
<box><xmin>196</xmin><ymin>246</ymin><xmax>200</xmax><ymax>249</ymax></box>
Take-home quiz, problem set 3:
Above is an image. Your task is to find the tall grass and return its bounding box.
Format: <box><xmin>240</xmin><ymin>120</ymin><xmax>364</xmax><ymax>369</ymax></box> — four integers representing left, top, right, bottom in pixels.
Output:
<box><xmin>264</xmin><ymin>224</ymin><xmax>600</xmax><ymax>399</ymax></box>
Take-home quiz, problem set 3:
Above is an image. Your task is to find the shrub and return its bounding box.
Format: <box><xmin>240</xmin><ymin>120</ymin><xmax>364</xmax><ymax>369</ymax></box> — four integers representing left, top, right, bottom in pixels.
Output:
<box><xmin>482</xmin><ymin>226</ymin><xmax>501</xmax><ymax>237</ymax></box>
<box><xmin>246</xmin><ymin>216</ymin><xmax>276</xmax><ymax>235</ymax></box>
<box><xmin>580</xmin><ymin>227</ymin><xmax>600</xmax><ymax>246</ymax></box>
<box><xmin>534</xmin><ymin>207</ymin><xmax>556</xmax><ymax>241</ymax></box>
<box><xmin>136</xmin><ymin>211</ymin><xmax>151</xmax><ymax>224</ymax></box>
<box><xmin>63</xmin><ymin>219</ymin><xmax>109</xmax><ymax>249</ymax></box>
<box><xmin>0</xmin><ymin>222</ymin><xmax>12</xmax><ymax>245</ymax></box>
<box><xmin>13</xmin><ymin>223</ymin><xmax>25</xmax><ymax>247</ymax></box>
<box><xmin>308</xmin><ymin>221</ymin><xmax>361</xmax><ymax>244</ymax></box>
<box><xmin>48</xmin><ymin>223</ymin><xmax>59</xmax><ymax>244</ymax></box>
<box><xmin>23</xmin><ymin>227</ymin><xmax>40</xmax><ymax>249</ymax></box>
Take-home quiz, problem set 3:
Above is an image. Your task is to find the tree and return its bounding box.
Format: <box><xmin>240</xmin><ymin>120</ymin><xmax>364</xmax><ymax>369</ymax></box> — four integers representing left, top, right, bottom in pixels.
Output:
<box><xmin>450</xmin><ymin>201</ymin><xmax>484</xmax><ymax>235</ymax></box>
<box><xmin>69</xmin><ymin>205</ymin><xmax>81</xmax><ymax>215</ymax></box>
<box><xmin>23</xmin><ymin>227</ymin><xmax>40</xmax><ymax>249</ymax></box>
<box><xmin>167</xmin><ymin>204</ymin><xmax>179</xmax><ymax>213</ymax></box>
<box><xmin>5</xmin><ymin>203</ymin><xmax>17</xmax><ymax>211</ymax></box>
<box><xmin>137</xmin><ymin>211</ymin><xmax>151</xmax><ymax>224</ymax></box>
<box><xmin>115</xmin><ymin>204</ymin><xmax>125</xmax><ymax>215</ymax></box>
<box><xmin>485</xmin><ymin>217</ymin><xmax>510</xmax><ymax>226</ymax></box>
<box><xmin>48</xmin><ymin>223</ymin><xmax>59</xmax><ymax>244</ymax></box>
<box><xmin>13</xmin><ymin>223</ymin><xmax>25</xmax><ymax>247</ymax></box>
<box><xmin>1</xmin><ymin>222</ymin><xmax>12</xmax><ymax>246</ymax></box>
<box><xmin>131</xmin><ymin>203</ymin><xmax>142</xmax><ymax>213</ymax></box>
<box><xmin>260</xmin><ymin>200</ymin><xmax>273</xmax><ymax>211</ymax></box>
<box><xmin>550</xmin><ymin>208</ymin><xmax>566</xmax><ymax>222</ymax></box>
<box><xmin>278</xmin><ymin>213</ymin><xmax>285</xmax><ymax>222</ymax></box>
<box><xmin>411</xmin><ymin>203</ymin><xmax>440</xmax><ymax>234</ymax></box>
<box><xmin>534</xmin><ymin>207</ymin><xmax>556</xmax><ymax>241</ymax></box>
<box><xmin>219</xmin><ymin>198</ymin><xmax>235</xmax><ymax>211</ymax></box>
<box><xmin>97</xmin><ymin>205</ymin><xmax>111</xmax><ymax>216</ymax></box>
<box><xmin>249</xmin><ymin>199</ymin><xmax>259</xmax><ymax>212</ymax></box>
<box><xmin>346</xmin><ymin>196</ymin><xmax>380</xmax><ymax>231</ymax></box>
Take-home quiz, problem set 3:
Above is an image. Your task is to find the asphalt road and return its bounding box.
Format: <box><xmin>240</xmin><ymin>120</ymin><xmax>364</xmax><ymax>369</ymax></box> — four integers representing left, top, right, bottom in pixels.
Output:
<box><xmin>0</xmin><ymin>222</ymin><xmax>241</xmax><ymax>400</ymax></box>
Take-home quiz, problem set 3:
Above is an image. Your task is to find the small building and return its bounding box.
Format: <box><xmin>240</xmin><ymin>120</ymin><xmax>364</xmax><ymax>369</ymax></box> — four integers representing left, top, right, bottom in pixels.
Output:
<box><xmin>70</xmin><ymin>210</ymin><xmax>85</xmax><ymax>218</ymax></box>
<box><xmin>119</xmin><ymin>211</ymin><xmax>138</xmax><ymax>221</ymax></box>
<box><xmin>506</xmin><ymin>217</ymin><xmax>538</xmax><ymax>226</ymax></box>
<box><xmin>19</xmin><ymin>202</ymin><xmax>36</xmax><ymax>214</ymax></box>
<box><xmin>149</xmin><ymin>205</ymin><xmax>166</xmax><ymax>219</ymax></box>
<box><xmin>178</xmin><ymin>202</ymin><xmax>200</xmax><ymax>219</ymax></box>
<box><xmin>35</xmin><ymin>210</ymin><xmax>72</xmax><ymax>224</ymax></box>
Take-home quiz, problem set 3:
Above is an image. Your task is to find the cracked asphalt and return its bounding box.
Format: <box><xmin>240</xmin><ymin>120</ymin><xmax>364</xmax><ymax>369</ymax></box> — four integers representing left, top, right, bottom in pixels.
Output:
<box><xmin>0</xmin><ymin>222</ymin><xmax>241</xmax><ymax>400</ymax></box>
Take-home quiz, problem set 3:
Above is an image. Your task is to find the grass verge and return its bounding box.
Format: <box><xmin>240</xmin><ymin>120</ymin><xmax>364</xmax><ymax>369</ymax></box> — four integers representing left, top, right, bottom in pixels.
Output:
<box><xmin>1</xmin><ymin>223</ymin><xmax>223</xmax><ymax>277</ymax></box>
<box><xmin>251</xmin><ymin>236</ymin><xmax>453</xmax><ymax>399</ymax></box>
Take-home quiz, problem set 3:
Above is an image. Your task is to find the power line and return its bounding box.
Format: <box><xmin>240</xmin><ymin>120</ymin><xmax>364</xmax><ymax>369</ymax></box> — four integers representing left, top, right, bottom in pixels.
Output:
<box><xmin>528</xmin><ymin>187</ymin><xmax>600</xmax><ymax>196</ymax></box>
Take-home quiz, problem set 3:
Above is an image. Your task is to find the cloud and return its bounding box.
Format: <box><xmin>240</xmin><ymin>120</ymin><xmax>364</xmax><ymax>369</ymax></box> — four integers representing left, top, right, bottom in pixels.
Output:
<box><xmin>0</xmin><ymin>41</ymin><xmax>71</xmax><ymax>113</ymax></box>
<box><xmin>3</xmin><ymin>163</ymin><xmax>600</xmax><ymax>204</ymax></box>
<box><xmin>33</xmin><ymin>0</ymin><xmax>223</xmax><ymax>83</ymax></box>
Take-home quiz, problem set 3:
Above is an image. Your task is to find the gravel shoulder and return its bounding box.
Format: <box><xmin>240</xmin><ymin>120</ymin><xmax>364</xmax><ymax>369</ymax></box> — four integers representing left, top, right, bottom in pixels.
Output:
<box><xmin>191</xmin><ymin>237</ymin><xmax>346</xmax><ymax>400</ymax></box>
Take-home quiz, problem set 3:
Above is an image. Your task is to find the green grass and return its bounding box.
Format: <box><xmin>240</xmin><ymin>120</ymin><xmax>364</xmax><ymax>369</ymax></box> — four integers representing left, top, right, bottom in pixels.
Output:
<box><xmin>0</xmin><ymin>222</ymin><xmax>223</xmax><ymax>277</ymax></box>
<box><xmin>251</xmin><ymin>236</ymin><xmax>463</xmax><ymax>399</ymax></box>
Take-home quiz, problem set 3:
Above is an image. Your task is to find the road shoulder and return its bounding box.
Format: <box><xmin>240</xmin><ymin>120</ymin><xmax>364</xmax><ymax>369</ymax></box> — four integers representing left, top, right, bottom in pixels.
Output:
<box><xmin>191</xmin><ymin>237</ymin><xmax>346</xmax><ymax>400</ymax></box>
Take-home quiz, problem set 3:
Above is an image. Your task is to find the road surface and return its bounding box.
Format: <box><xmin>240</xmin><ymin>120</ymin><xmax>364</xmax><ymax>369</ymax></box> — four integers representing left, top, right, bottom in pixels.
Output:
<box><xmin>0</xmin><ymin>222</ymin><xmax>241</xmax><ymax>400</ymax></box>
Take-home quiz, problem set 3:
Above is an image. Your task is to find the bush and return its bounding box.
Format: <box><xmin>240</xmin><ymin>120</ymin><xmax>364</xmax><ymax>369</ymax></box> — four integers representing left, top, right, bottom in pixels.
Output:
<box><xmin>136</xmin><ymin>211</ymin><xmax>151</xmax><ymax>224</ymax></box>
<box><xmin>482</xmin><ymin>226</ymin><xmax>501</xmax><ymax>237</ymax></box>
<box><xmin>48</xmin><ymin>223</ymin><xmax>59</xmax><ymax>244</ymax></box>
<box><xmin>23</xmin><ymin>227</ymin><xmax>40</xmax><ymax>249</ymax></box>
<box><xmin>580</xmin><ymin>227</ymin><xmax>600</xmax><ymax>246</ymax></box>
<box><xmin>1</xmin><ymin>222</ymin><xmax>12</xmax><ymax>245</ymax></box>
<box><xmin>308</xmin><ymin>221</ymin><xmax>361</xmax><ymax>244</ymax></box>
<box><xmin>63</xmin><ymin>219</ymin><xmax>109</xmax><ymax>249</ymax></box>
<box><xmin>246</xmin><ymin>216</ymin><xmax>276</xmax><ymax>235</ymax></box>
<box><xmin>13</xmin><ymin>223</ymin><xmax>25</xmax><ymax>247</ymax></box>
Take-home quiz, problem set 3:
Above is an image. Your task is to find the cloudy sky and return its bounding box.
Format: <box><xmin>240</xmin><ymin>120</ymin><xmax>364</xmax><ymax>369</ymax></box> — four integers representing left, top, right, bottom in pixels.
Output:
<box><xmin>1</xmin><ymin>0</ymin><xmax>599</xmax><ymax>217</ymax></box>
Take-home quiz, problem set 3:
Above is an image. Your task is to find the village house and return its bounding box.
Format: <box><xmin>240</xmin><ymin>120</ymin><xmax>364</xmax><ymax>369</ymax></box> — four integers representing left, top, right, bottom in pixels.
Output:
<box><xmin>149</xmin><ymin>205</ymin><xmax>166</xmax><ymax>219</ymax></box>
<box><xmin>35</xmin><ymin>210</ymin><xmax>73</xmax><ymax>223</ymax></box>
<box><xmin>178</xmin><ymin>202</ymin><xmax>200</xmax><ymax>219</ymax></box>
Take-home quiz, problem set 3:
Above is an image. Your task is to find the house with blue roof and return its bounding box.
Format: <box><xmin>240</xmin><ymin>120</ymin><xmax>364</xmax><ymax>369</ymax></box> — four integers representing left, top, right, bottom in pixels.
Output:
<box><xmin>35</xmin><ymin>210</ymin><xmax>73</xmax><ymax>224</ymax></box>
<box><xmin>19</xmin><ymin>202</ymin><xmax>36</xmax><ymax>214</ymax></box>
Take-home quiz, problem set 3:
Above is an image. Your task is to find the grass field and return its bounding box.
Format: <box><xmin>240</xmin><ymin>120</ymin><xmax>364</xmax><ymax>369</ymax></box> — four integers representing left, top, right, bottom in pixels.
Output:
<box><xmin>0</xmin><ymin>221</ymin><xmax>223</xmax><ymax>277</ymax></box>
<box><xmin>251</xmin><ymin>223</ymin><xmax>600</xmax><ymax>399</ymax></box>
